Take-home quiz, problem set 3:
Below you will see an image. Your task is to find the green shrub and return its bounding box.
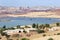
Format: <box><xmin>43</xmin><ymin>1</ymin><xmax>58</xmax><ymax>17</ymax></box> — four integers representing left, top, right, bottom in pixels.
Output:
<box><xmin>8</xmin><ymin>39</ymin><xmax>13</xmax><ymax>40</ymax></box>
<box><xmin>37</xmin><ymin>29</ymin><xmax>45</xmax><ymax>33</ymax></box>
<box><xmin>48</xmin><ymin>38</ymin><xmax>53</xmax><ymax>40</ymax></box>
<box><xmin>57</xmin><ymin>33</ymin><xmax>60</xmax><ymax>35</ymax></box>
<box><xmin>23</xmin><ymin>30</ymin><xmax>27</xmax><ymax>33</ymax></box>
<box><xmin>56</xmin><ymin>23</ymin><xmax>60</xmax><ymax>26</ymax></box>
<box><xmin>54</xmin><ymin>34</ymin><xmax>56</xmax><ymax>35</ymax></box>
<box><xmin>21</xmin><ymin>38</ymin><xmax>29</xmax><ymax>40</ymax></box>
<box><xmin>43</xmin><ymin>34</ymin><xmax>46</xmax><ymax>37</ymax></box>
<box><xmin>32</xmin><ymin>23</ymin><xmax>36</xmax><ymax>28</ymax></box>
<box><xmin>0</xmin><ymin>37</ymin><xmax>2</xmax><ymax>39</ymax></box>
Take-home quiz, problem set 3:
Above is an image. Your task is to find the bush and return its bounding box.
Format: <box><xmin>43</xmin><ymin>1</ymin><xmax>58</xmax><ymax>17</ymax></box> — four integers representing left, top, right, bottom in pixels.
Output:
<box><xmin>48</xmin><ymin>38</ymin><xmax>53</xmax><ymax>40</ymax></box>
<box><xmin>21</xmin><ymin>38</ymin><xmax>29</xmax><ymax>40</ymax></box>
<box><xmin>23</xmin><ymin>30</ymin><xmax>27</xmax><ymax>33</ymax></box>
<box><xmin>8</xmin><ymin>39</ymin><xmax>13</xmax><ymax>40</ymax></box>
<box><xmin>54</xmin><ymin>34</ymin><xmax>56</xmax><ymax>35</ymax></box>
<box><xmin>37</xmin><ymin>29</ymin><xmax>45</xmax><ymax>33</ymax></box>
<box><xmin>56</xmin><ymin>23</ymin><xmax>60</xmax><ymax>26</ymax></box>
<box><xmin>0</xmin><ymin>37</ymin><xmax>2</xmax><ymax>39</ymax></box>
<box><xmin>1</xmin><ymin>32</ymin><xmax>6</xmax><ymax>36</ymax></box>
<box><xmin>57</xmin><ymin>33</ymin><xmax>60</xmax><ymax>35</ymax></box>
<box><xmin>43</xmin><ymin>34</ymin><xmax>46</xmax><ymax>37</ymax></box>
<box><xmin>32</xmin><ymin>23</ymin><xmax>36</xmax><ymax>28</ymax></box>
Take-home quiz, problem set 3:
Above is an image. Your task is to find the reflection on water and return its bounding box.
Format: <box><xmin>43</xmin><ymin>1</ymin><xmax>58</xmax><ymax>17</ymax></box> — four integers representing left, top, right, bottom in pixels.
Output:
<box><xmin>0</xmin><ymin>19</ymin><xmax>11</xmax><ymax>22</ymax></box>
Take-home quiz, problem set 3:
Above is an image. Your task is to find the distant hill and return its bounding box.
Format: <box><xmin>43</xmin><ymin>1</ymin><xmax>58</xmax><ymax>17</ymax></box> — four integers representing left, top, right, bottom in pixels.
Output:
<box><xmin>0</xmin><ymin>6</ymin><xmax>60</xmax><ymax>18</ymax></box>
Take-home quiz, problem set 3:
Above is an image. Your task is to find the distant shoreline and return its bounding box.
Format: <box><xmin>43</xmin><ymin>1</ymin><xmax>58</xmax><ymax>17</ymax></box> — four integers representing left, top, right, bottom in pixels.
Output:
<box><xmin>3</xmin><ymin>12</ymin><xmax>60</xmax><ymax>18</ymax></box>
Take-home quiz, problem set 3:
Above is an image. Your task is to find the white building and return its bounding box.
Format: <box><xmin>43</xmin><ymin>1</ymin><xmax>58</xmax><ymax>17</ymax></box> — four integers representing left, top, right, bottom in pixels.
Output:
<box><xmin>48</xmin><ymin>27</ymin><xmax>60</xmax><ymax>31</ymax></box>
<box><xmin>3</xmin><ymin>29</ymin><xmax>24</xmax><ymax>35</ymax></box>
<box><xmin>24</xmin><ymin>28</ymin><xmax>37</xmax><ymax>33</ymax></box>
<box><xmin>3</xmin><ymin>28</ymin><xmax>37</xmax><ymax>35</ymax></box>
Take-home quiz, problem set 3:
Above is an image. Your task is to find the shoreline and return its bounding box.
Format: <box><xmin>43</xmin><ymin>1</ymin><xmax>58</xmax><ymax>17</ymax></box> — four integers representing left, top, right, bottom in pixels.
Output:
<box><xmin>0</xmin><ymin>12</ymin><xmax>60</xmax><ymax>18</ymax></box>
<box><xmin>6</xmin><ymin>15</ymin><xmax>60</xmax><ymax>18</ymax></box>
<box><xmin>4</xmin><ymin>12</ymin><xmax>60</xmax><ymax>18</ymax></box>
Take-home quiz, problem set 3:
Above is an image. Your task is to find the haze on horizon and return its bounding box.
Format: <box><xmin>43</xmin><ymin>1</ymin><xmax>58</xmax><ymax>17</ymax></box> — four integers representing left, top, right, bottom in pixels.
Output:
<box><xmin>0</xmin><ymin>0</ymin><xmax>60</xmax><ymax>7</ymax></box>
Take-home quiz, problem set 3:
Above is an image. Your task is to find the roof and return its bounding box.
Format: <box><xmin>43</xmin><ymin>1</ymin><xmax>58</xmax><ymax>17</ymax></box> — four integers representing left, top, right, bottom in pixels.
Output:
<box><xmin>24</xmin><ymin>28</ymin><xmax>37</xmax><ymax>31</ymax></box>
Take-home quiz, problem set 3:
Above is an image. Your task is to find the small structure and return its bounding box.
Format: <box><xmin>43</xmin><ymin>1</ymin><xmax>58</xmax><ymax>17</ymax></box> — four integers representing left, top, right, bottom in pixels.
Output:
<box><xmin>3</xmin><ymin>29</ymin><xmax>24</xmax><ymax>35</ymax></box>
<box><xmin>20</xmin><ymin>25</ymin><xmax>32</xmax><ymax>28</ymax></box>
<box><xmin>3</xmin><ymin>26</ymin><xmax>37</xmax><ymax>35</ymax></box>
<box><xmin>24</xmin><ymin>28</ymin><xmax>37</xmax><ymax>33</ymax></box>
<box><xmin>48</xmin><ymin>27</ymin><xmax>60</xmax><ymax>31</ymax></box>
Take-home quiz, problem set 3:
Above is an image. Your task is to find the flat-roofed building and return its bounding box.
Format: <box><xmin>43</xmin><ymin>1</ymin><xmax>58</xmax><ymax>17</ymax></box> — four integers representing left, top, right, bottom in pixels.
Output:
<box><xmin>3</xmin><ymin>29</ymin><xmax>24</xmax><ymax>35</ymax></box>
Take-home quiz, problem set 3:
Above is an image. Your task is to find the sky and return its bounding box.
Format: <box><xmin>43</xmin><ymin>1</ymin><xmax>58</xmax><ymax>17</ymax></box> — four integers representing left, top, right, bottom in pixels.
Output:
<box><xmin>0</xmin><ymin>0</ymin><xmax>60</xmax><ymax>7</ymax></box>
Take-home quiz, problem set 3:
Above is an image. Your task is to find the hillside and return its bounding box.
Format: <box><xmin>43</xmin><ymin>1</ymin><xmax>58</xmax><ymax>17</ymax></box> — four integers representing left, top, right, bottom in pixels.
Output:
<box><xmin>0</xmin><ymin>6</ymin><xmax>60</xmax><ymax>18</ymax></box>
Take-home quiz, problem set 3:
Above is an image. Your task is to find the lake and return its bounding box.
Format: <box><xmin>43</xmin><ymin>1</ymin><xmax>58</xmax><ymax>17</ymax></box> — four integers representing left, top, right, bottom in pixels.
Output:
<box><xmin>0</xmin><ymin>17</ymin><xmax>60</xmax><ymax>27</ymax></box>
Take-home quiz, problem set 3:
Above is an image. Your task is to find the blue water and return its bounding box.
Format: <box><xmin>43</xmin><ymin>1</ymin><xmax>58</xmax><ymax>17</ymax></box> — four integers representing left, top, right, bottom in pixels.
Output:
<box><xmin>0</xmin><ymin>17</ymin><xmax>60</xmax><ymax>27</ymax></box>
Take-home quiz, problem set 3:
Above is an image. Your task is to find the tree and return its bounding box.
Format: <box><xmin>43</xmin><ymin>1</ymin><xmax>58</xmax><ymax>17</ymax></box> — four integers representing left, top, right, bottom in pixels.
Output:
<box><xmin>2</xmin><ymin>25</ymin><xmax>8</xmax><ymax>31</ymax></box>
<box><xmin>21</xmin><ymin>38</ymin><xmax>29</xmax><ymax>40</ymax></box>
<box><xmin>36</xmin><ymin>24</ymin><xmax>39</xmax><ymax>28</ymax></box>
<box><xmin>0</xmin><ymin>28</ymin><xmax>7</xmax><ymax>36</ymax></box>
<box><xmin>3</xmin><ymin>25</ymin><xmax>7</xmax><ymax>30</ymax></box>
<box><xmin>39</xmin><ymin>24</ymin><xmax>45</xmax><ymax>29</ymax></box>
<box><xmin>3</xmin><ymin>25</ymin><xmax>6</xmax><ymax>29</ymax></box>
<box><xmin>32</xmin><ymin>23</ymin><xmax>36</xmax><ymax>28</ymax></box>
<box><xmin>56</xmin><ymin>23</ymin><xmax>60</xmax><ymax>26</ymax></box>
<box><xmin>45</xmin><ymin>24</ymin><xmax>50</xmax><ymax>28</ymax></box>
<box><xmin>0</xmin><ymin>32</ymin><xmax>6</xmax><ymax>36</ymax></box>
<box><xmin>39</xmin><ymin>24</ymin><xmax>50</xmax><ymax>29</ymax></box>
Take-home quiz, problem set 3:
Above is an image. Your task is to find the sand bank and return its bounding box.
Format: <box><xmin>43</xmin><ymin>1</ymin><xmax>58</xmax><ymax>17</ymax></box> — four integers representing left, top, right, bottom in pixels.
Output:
<box><xmin>6</xmin><ymin>12</ymin><xmax>60</xmax><ymax>18</ymax></box>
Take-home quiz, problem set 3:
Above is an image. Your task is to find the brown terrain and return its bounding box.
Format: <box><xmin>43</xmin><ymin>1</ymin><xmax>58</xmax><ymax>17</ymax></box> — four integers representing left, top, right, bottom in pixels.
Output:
<box><xmin>0</xmin><ymin>6</ymin><xmax>60</xmax><ymax>18</ymax></box>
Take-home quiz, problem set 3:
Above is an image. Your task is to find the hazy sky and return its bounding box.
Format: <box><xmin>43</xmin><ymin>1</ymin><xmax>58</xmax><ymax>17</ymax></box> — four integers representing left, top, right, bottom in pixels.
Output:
<box><xmin>0</xmin><ymin>0</ymin><xmax>60</xmax><ymax>7</ymax></box>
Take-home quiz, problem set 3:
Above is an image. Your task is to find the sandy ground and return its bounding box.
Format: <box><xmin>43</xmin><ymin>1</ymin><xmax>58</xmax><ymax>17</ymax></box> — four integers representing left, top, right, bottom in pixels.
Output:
<box><xmin>6</xmin><ymin>12</ymin><xmax>60</xmax><ymax>18</ymax></box>
<box><xmin>1</xmin><ymin>29</ymin><xmax>60</xmax><ymax>40</ymax></box>
<box><xmin>29</xmin><ymin>29</ymin><xmax>60</xmax><ymax>40</ymax></box>
<box><xmin>32</xmin><ymin>35</ymin><xmax>60</xmax><ymax>40</ymax></box>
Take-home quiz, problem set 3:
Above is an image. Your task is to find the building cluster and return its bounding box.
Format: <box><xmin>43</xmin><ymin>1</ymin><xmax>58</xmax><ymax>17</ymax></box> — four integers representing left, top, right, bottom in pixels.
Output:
<box><xmin>3</xmin><ymin>25</ymin><xmax>37</xmax><ymax>35</ymax></box>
